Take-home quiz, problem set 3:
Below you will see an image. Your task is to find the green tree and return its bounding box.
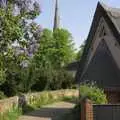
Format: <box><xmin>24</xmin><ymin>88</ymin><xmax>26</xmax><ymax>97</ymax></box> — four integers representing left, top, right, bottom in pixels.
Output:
<box><xmin>34</xmin><ymin>28</ymin><xmax>76</xmax><ymax>69</ymax></box>
<box><xmin>3</xmin><ymin>0</ymin><xmax>41</xmax><ymax>19</ymax></box>
<box><xmin>31</xmin><ymin>28</ymin><xmax>76</xmax><ymax>91</ymax></box>
<box><xmin>0</xmin><ymin>6</ymin><xmax>23</xmax><ymax>86</ymax></box>
<box><xmin>53</xmin><ymin>29</ymin><xmax>76</xmax><ymax>68</ymax></box>
<box><xmin>0</xmin><ymin>0</ymin><xmax>41</xmax><ymax>96</ymax></box>
<box><xmin>76</xmin><ymin>42</ymin><xmax>85</xmax><ymax>61</ymax></box>
<box><xmin>34</xmin><ymin>29</ymin><xmax>54</xmax><ymax>69</ymax></box>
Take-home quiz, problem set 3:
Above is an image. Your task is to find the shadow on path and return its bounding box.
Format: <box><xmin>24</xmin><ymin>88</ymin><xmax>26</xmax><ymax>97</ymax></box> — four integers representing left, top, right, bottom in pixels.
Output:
<box><xmin>19</xmin><ymin>102</ymin><xmax>75</xmax><ymax>120</ymax></box>
<box><xmin>26</xmin><ymin>107</ymin><xmax>72</xmax><ymax>120</ymax></box>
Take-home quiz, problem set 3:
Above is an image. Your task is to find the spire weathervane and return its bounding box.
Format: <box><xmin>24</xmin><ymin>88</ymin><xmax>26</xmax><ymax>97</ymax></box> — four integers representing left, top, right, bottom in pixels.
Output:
<box><xmin>53</xmin><ymin>0</ymin><xmax>60</xmax><ymax>31</ymax></box>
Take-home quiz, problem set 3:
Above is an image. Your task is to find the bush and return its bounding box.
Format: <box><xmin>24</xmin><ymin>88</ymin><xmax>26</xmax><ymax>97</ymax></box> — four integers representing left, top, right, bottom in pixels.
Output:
<box><xmin>0</xmin><ymin>91</ymin><xmax>6</xmax><ymax>100</ymax></box>
<box><xmin>28</xmin><ymin>90</ymin><xmax>78</xmax><ymax>109</ymax></box>
<box><xmin>48</xmin><ymin>69</ymin><xmax>75</xmax><ymax>90</ymax></box>
<box><xmin>31</xmin><ymin>69</ymin><xmax>75</xmax><ymax>91</ymax></box>
<box><xmin>0</xmin><ymin>105</ymin><xmax>22</xmax><ymax>120</ymax></box>
<box><xmin>79</xmin><ymin>83</ymin><xmax>107</xmax><ymax>104</ymax></box>
<box><xmin>28</xmin><ymin>92</ymin><xmax>59</xmax><ymax>109</ymax></box>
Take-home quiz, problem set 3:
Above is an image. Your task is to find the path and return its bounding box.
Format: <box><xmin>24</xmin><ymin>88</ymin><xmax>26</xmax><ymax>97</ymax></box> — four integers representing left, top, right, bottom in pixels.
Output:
<box><xmin>19</xmin><ymin>101</ymin><xmax>75</xmax><ymax>120</ymax></box>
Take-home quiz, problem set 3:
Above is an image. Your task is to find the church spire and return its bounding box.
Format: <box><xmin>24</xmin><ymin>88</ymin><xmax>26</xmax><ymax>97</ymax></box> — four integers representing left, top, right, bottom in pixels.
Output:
<box><xmin>53</xmin><ymin>0</ymin><xmax>60</xmax><ymax>31</ymax></box>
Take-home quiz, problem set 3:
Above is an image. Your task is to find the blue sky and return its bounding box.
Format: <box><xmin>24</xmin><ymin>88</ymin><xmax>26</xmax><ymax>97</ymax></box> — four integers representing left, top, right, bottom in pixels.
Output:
<box><xmin>35</xmin><ymin>0</ymin><xmax>120</xmax><ymax>49</ymax></box>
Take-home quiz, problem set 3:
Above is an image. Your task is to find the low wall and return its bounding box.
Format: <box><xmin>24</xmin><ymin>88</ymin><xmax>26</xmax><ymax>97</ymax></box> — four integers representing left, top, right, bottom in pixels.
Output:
<box><xmin>0</xmin><ymin>96</ymin><xmax>18</xmax><ymax>113</ymax></box>
<box><xmin>0</xmin><ymin>89</ymin><xmax>78</xmax><ymax>113</ymax></box>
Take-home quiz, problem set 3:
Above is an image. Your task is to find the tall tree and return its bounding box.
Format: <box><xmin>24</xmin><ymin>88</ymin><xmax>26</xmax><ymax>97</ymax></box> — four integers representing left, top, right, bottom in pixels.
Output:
<box><xmin>34</xmin><ymin>28</ymin><xmax>76</xmax><ymax>69</ymax></box>
<box><xmin>53</xmin><ymin>29</ymin><xmax>76</xmax><ymax>67</ymax></box>
<box><xmin>0</xmin><ymin>0</ymin><xmax>41</xmax><ymax>95</ymax></box>
<box><xmin>0</xmin><ymin>5</ymin><xmax>23</xmax><ymax>85</ymax></box>
<box><xmin>31</xmin><ymin>28</ymin><xmax>76</xmax><ymax>91</ymax></box>
<box><xmin>34</xmin><ymin>29</ymin><xmax>53</xmax><ymax>69</ymax></box>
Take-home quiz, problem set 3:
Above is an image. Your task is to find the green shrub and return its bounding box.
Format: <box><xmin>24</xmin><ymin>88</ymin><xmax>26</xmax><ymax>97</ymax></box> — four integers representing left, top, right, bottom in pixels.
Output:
<box><xmin>31</xmin><ymin>69</ymin><xmax>75</xmax><ymax>91</ymax></box>
<box><xmin>28</xmin><ymin>92</ymin><xmax>59</xmax><ymax>109</ymax></box>
<box><xmin>48</xmin><ymin>69</ymin><xmax>75</xmax><ymax>90</ymax></box>
<box><xmin>62</xmin><ymin>95</ymin><xmax>77</xmax><ymax>102</ymax></box>
<box><xmin>0</xmin><ymin>91</ymin><xmax>6</xmax><ymax>100</ymax></box>
<box><xmin>71</xmin><ymin>84</ymin><xmax>78</xmax><ymax>89</ymax></box>
<box><xmin>79</xmin><ymin>83</ymin><xmax>107</xmax><ymax>104</ymax></box>
<box><xmin>0</xmin><ymin>105</ymin><xmax>22</xmax><ymax>120</ymax></box>
<box><xmin>28</xmin><ymin>90</ymin><xmax>78</xmax><ymax>109</ymax></box>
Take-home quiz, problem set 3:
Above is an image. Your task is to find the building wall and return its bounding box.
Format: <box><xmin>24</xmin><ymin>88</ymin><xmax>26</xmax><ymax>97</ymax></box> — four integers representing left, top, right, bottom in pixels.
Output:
<box><xmin>105</xmin><ymin>91</ymin><xmax>120</xmax><ymax>103</ymax></box>
<box><xmin>80</xmin><ymin>17</ymin><xmax>120</xmax><ymax>82</ymax></box>
<box><xmin>79</xmin><ymin>10</ymin><xmax>120</xmax><ymax>104</ymax></box>
<box><xmin>81</xmin><ymin>40</ymin><xmax>120</xmax><ymax>88</ymax></box>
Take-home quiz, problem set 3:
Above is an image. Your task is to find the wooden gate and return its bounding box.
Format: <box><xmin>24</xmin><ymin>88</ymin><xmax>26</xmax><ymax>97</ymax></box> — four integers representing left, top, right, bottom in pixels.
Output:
<box><xmin>93</xmin><ymin>105</ymin><xmax>120</xmax><ymax>120</ymax></box>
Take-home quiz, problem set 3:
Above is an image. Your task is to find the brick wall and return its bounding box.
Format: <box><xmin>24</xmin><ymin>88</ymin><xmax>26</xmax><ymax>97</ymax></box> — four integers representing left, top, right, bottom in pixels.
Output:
<box><xmin>81</xmin><ymin>98</ymin><xmax>93</xmax><ymax>120</ymax></box>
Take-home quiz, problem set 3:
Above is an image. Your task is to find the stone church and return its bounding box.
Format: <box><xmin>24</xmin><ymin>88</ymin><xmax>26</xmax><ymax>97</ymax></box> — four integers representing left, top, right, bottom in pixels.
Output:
<box><xmin>76</xmin><ymin>2</ymin><xmax>120</xmax><ymax>103</ymax></box>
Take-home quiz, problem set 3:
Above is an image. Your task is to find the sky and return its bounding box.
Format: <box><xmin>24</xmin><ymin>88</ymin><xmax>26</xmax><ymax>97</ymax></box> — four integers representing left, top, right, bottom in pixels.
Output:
<box><xmin>35</xmin><ymin>0</ymin><xmax>120</xmax><ymax>50</ymax></box>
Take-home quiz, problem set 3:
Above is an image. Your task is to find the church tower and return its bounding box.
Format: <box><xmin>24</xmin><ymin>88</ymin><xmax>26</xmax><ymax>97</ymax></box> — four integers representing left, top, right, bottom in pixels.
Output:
<box><xmin>53</xmin><ymin>0</ymin><xmax>60</xmax><ymax>31</ymax></box>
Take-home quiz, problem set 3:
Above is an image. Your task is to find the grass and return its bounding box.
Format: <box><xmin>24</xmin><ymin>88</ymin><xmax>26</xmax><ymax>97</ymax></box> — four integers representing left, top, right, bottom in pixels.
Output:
<box><xmin>62</xmin><ymin>95</ymin><xmax>78</xmax><ymax>102</ymax></box>
<box><xmin>28</xmin><ymin>92</ymin><xmax>59</xmax><ymax>109</ymax></box>
<box><xmin>28</xmin><ymin>92</ymin><xmax>78</xmax><ymax>110</ymax></box>
<box><xmin>0</xmin><ymin>105</ymin><xmax>22</xmax><ymax>120</ymax></box>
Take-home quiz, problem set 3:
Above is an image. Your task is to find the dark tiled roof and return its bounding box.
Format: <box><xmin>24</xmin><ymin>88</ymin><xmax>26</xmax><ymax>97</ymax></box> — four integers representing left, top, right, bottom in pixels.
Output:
<box><xmin>101</xmin><ymin>2</ymin><xmax>120</xmax><ymax>34</ymax></box>
<box><xmin>76</xmin><ymin>2</ymin><xmax>120</xmax><ymax>82</ymax></box>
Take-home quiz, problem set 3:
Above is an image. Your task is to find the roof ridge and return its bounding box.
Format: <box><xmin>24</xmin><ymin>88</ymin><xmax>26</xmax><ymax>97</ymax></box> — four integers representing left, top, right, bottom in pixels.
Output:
<box><xmin>99</xmin><ymin>2</ymin><xmax>120</xmax><ymax>13</ymax></box>
<box><xmin>98</xmin><ymin>2</ymin><xmax>120</xmax><ymax>21</ymax></box>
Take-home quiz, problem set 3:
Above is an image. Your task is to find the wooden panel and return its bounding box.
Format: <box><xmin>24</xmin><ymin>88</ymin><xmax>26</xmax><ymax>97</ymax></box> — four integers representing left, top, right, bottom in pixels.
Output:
<box><xmin>113</xmin><ymin>106</ymin><xmax>120</xmax><ymax>120</ymax></box>
<box><xmin>93</xmin><ymin>105</ymin><xmax>120</xmax><ymax>120</ymax></box>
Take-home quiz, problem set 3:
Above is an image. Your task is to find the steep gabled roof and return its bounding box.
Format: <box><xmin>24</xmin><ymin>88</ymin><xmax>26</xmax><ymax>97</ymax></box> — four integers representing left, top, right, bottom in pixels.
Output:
<box><xmin>101</xmin><ymin>2</ymin><xmax>120</xmax><ymax>34</ymax></box>
<box><xmin>76</xmin><ymin>2</ymin><xmax>120</xmax><ymax>82</ymax></box>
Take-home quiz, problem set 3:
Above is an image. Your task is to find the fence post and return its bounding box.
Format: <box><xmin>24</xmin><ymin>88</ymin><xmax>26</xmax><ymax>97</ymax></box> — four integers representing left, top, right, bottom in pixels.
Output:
<box><xmin>81</xmin><ymin>98</ymin><xmax>93</xmax><ymax>120</ymax></box>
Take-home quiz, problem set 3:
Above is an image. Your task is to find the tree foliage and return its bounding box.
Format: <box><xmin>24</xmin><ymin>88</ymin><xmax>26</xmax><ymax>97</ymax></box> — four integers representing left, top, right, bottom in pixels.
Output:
<box><xmin>34</xmin><ymin>28</ymin><xmax>76</xmax><ymax>69</ymax></box>
<box><xmin>0</xmin><ymin>5</ymin><xmax>23</xmax><ymax>85</ymax></box>
<box><xmin>31</xmin><ymin>68</ymin><xmax>75</xmax><ymax>91</ymax></box>
<box><xmin>34</xmin><ymin>29</ymin><xmax>53</xmax><ymax>69</ymax></box>
<box><xmin>30</xmin><ymin>28</ymin><xmax>76</xmax><ymax>92</ymax></box>
<box><xmin>0</xmin><ymin>0</ymin><xmax>41</xmax><ymax>96</ymax></box>
<box><xmin>76</xmin><ymin>42</ymin><xmax>85</xmax><ymax>61</ymax></box>
<box><xmin>0</xmin><ymin>0</ymin><xmax>41</xmax><ymax>19</ymax></box>
<box><xmin>0</xmin><ymin>1</ymin><xmax>76</xmax><ymax>97</ymax></box>
<box><xmin>53</xmin><ymin>29</ymin><xmax>76</xmax><ymax>67</ymax></box>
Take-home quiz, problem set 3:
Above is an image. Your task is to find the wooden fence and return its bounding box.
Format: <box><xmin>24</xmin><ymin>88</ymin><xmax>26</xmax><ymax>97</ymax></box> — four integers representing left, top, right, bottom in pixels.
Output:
<box><xmin>93</xmin><ymin>104</ymin><xmax>120</xmax><ymax>120</ymax></box>
<box><xmin>80</xmin><ymin>98</ymin><xmax>120</xmax><ymax>120</ymax></box>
